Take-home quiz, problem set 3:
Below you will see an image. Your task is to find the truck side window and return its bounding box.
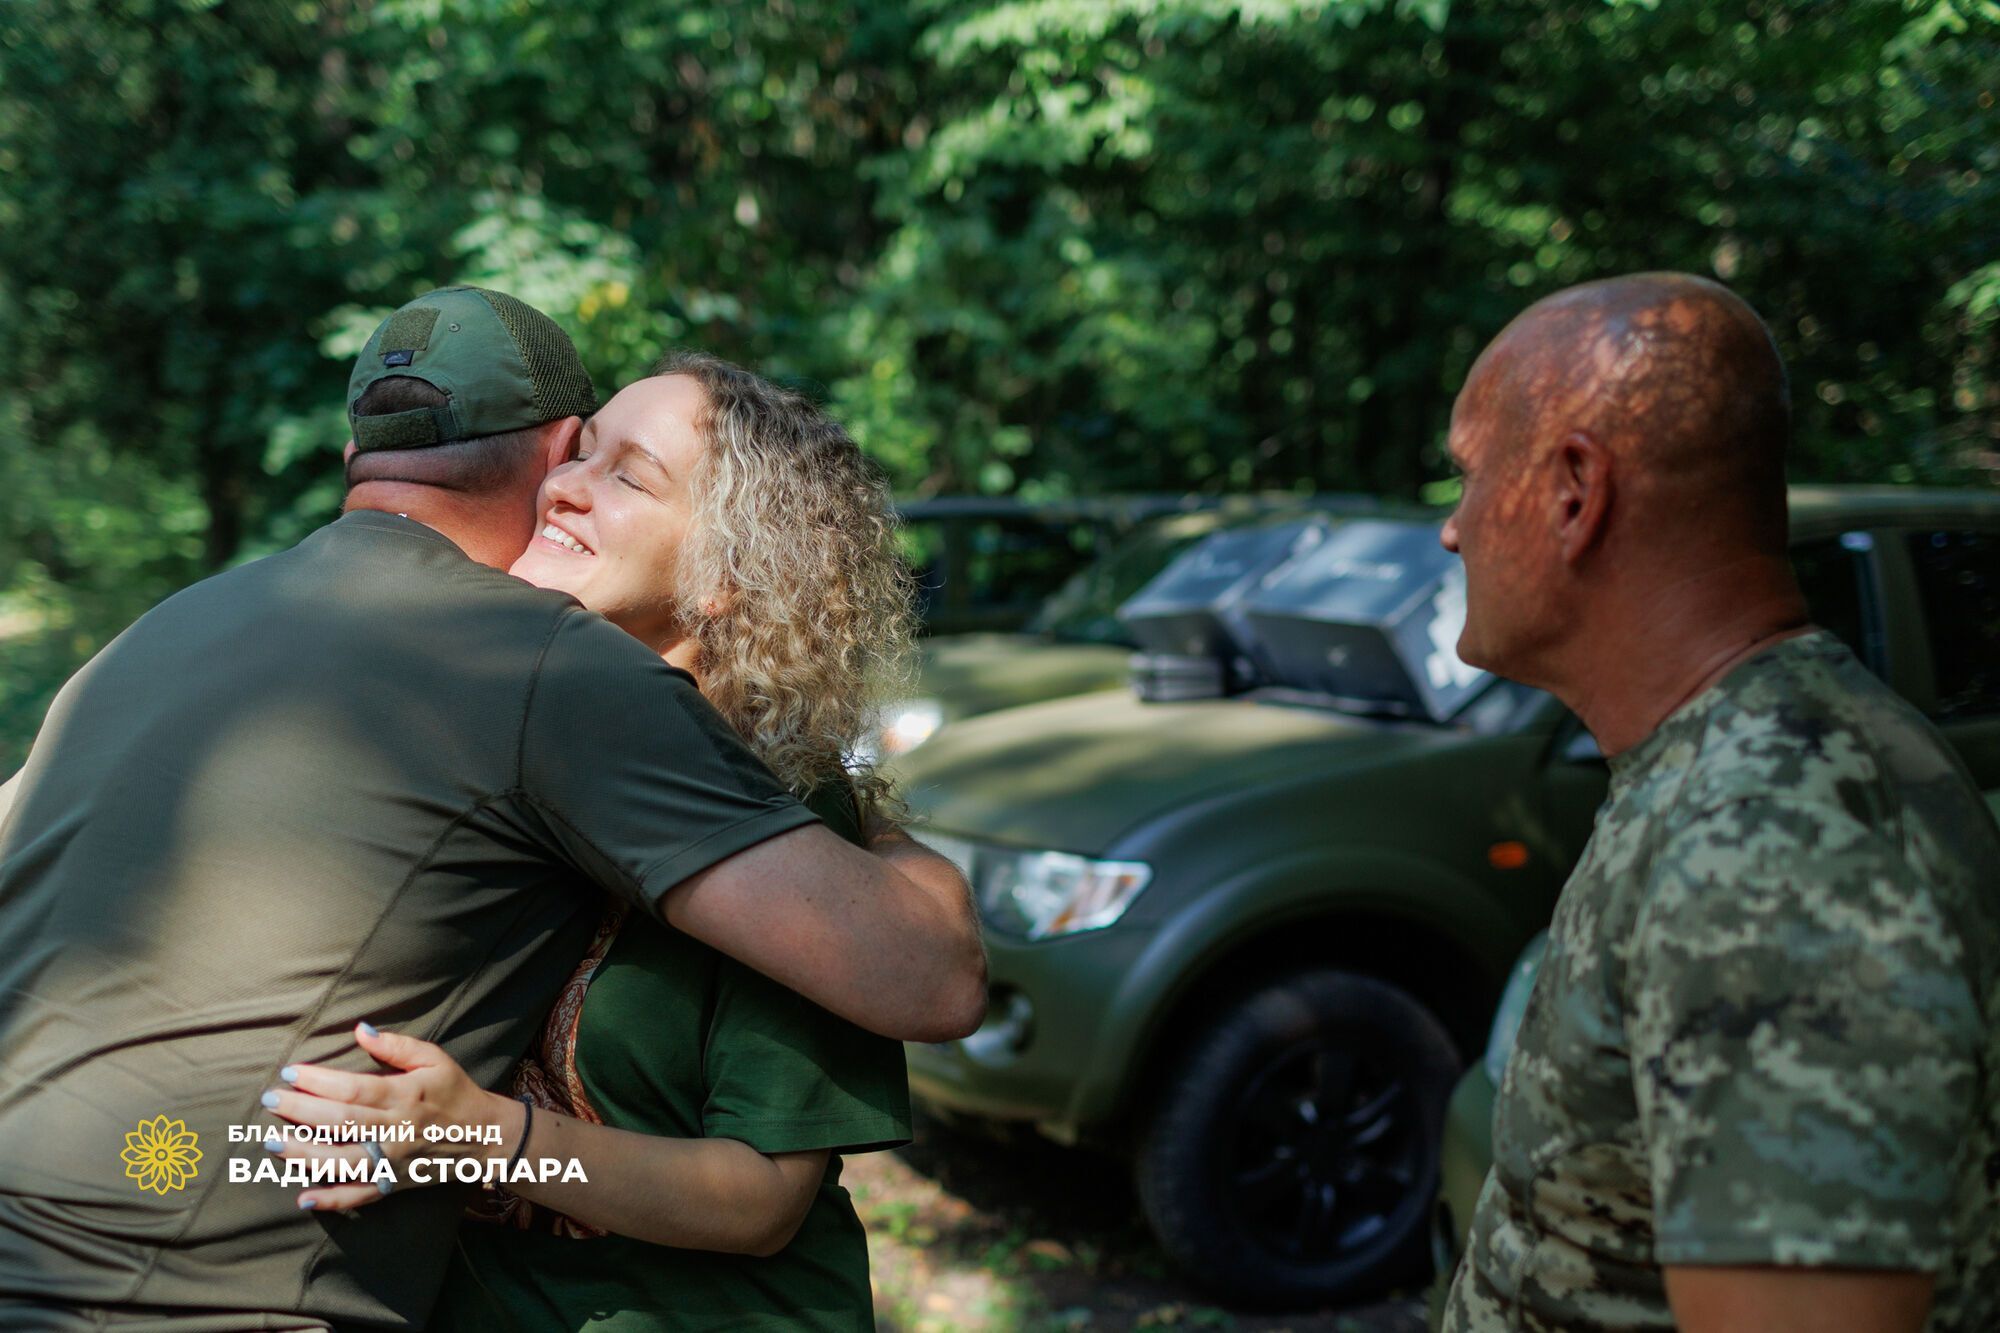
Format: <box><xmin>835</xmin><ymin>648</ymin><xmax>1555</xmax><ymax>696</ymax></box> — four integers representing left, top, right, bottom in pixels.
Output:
<box><xmin>1790</xmin><ymin>536</ymin><xmax>1878</xmax><ymax>674</ymax></box>
<box><xmin>1906</xmin><ymin>529</ymin><xmax>2000</xmax><ymax>721</ymax></box>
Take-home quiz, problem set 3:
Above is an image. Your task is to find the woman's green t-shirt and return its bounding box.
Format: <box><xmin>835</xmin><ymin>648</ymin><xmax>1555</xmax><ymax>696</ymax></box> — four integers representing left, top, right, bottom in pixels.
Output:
<box><xmin>428</xmin><ymin>788</ymin><xmax>910</xmax><ymax>1332</ymax></box>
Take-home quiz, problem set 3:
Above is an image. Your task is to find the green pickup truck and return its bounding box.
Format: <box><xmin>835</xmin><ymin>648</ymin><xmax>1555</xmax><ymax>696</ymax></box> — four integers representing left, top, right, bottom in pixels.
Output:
<box><xmin>893</xmin><ymin>487</ymin><xmax>2000</xmax><ymax>1309</ymax></box>
<box><xmin>895</xmin><ymin>495</ymin><xmax>1256</xmax><ymax>637</ymax></box>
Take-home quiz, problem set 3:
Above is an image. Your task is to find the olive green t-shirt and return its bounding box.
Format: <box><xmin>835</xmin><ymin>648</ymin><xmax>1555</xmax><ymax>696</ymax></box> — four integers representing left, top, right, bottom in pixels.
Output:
<box><xmin>431</xmin><ymin>787</ymin><xmax>911</xmax><ymax>1333</ymax></box>
<box><xmin>0</xmin><ymin>511</ymin><xmax>817</xmax><ymax>1330</ymax></box>
<box><xmin>1443</xmin><ymin>631</ymin><xmax>2000</xmax><ymax>1333</ymax></box>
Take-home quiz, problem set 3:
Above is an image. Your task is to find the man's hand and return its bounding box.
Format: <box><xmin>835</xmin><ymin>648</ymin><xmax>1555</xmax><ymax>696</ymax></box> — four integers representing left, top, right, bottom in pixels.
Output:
<box><xmin>663</xmin><ymin>823</ymin><xmax>987</xmax><ymax>1044</ymax></box>
<box><xmin>1664</xmin><ymin>1265</ymin><xmax>1934</xmax><ymax>1333</ymax></box>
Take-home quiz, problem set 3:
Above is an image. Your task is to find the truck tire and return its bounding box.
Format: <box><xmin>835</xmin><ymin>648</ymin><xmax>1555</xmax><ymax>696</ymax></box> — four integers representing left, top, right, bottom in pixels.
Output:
<box><xmin>1135</xmin><ymin>968</ymin><xmax>1462</xmax><ymax>1308</ymax></box>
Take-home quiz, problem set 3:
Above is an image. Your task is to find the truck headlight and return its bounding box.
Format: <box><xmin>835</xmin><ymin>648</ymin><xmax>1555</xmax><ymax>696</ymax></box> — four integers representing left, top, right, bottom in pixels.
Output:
<box><xmin>925</xmin><ymin>835</ymin><xmax>1152</xmax><ymax>940</ymax></box>
<box><xmin>983</xmin><ymin>847</ymin><xmax>1153</xmax><ymax>939</ymax></box>
<box><xmin>1483</xmin><ymin>930</ymin><xmax>1548</xmax><ymax>1086</ymax></box>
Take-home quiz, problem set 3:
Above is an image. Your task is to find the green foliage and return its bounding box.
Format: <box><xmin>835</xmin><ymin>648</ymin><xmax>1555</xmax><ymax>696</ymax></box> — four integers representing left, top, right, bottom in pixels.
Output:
<box><xmin>0</xmin><ymin>0</ymin><xmax>1996</xmax><ymax>766</ymax></box>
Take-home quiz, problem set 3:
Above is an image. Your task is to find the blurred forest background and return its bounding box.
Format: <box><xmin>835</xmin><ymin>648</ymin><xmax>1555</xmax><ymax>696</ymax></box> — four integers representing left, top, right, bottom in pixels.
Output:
<box><xmin>1</xmin><ymin>0</ymin><xmax>1996</xmax><ymax>765</ymax></box>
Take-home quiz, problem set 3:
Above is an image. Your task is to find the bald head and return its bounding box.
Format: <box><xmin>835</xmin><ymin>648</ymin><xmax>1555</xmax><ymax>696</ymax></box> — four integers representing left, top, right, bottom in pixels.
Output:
<box><xmin>1465</xmin><ymin>272</ymin><xmax>1791</xmax><ymax>547</ymax></box>
<box><xmin>1443</xmin><ymin>273</ymin><xmax>1814</xmax><ymax>750</ymax></box>
<box><xmin>1443</xmin><ymin>273</ymin><xmax>1809</xmax><ymax>695</ymax></box>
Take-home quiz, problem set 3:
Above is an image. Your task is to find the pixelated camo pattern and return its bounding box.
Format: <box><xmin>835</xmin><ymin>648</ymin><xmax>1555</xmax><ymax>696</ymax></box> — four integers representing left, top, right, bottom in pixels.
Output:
<box><xmin>1442</xmin><ymin>630</ymin><xmax>2000</xmax><ymax>1333</ymax></box>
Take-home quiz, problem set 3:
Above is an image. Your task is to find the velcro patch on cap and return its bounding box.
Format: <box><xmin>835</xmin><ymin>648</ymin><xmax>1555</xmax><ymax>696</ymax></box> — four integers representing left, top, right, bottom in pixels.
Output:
<box><xmin>377</xmin><ymin>307</ymin><xmax>439</xmax><ymax>362</ymax></box>
<box><xmin>353</xmin><ymin>408</ymin><xmax>443</xmax><ymax>450</ymax></box>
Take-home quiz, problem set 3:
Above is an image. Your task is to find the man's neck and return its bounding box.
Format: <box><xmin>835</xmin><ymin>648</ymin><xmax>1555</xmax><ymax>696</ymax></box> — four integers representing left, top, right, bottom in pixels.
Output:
<box><xmin>344</xmin><ymin>490</ymin><xmax>530</xmax><ymax>572</ymax></box>
<box><xmin>1553</xmin><ymin>556</ymin><xmax>1811</xmax><ymax>757</ymax></box>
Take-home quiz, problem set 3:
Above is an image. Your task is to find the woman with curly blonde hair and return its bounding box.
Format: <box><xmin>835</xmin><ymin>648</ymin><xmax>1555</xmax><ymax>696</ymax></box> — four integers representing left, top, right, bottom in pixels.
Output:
<box><xmin>655</xmin><ymin>349</ymin><xmax>915</xmax><ymax>820</ymax></box>
<box><xmin>288</xmin><ymin>353</ymin><xmax>926</xmax><ymax>1331</ymax></box>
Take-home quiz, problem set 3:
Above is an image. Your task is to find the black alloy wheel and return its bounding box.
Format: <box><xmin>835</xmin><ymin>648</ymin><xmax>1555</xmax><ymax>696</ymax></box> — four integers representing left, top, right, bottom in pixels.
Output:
<box><xmin>1225</xmin><ymin>1039</ymin><xmax>1426</xmax><ymax>1261</ymax></box>
<box><xmin>1135</xmin><ymin>969</ymin><xmax>1462</xmax><ymax>1308</ymax></box>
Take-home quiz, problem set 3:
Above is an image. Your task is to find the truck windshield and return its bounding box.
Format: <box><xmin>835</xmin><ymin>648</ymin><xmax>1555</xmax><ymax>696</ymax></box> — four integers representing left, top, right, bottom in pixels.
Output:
<box><xmin>1028</xmin><ymin>514</ymin><xmax>1237</xmax><ymax>645</ymax></box>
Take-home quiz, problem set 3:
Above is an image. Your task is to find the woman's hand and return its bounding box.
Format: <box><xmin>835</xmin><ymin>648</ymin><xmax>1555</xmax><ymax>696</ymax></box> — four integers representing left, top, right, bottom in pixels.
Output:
<box><xmin>260</xmin><ymin>1022</ymin><xmax>521</xmax><ymax>1213</ymax></box>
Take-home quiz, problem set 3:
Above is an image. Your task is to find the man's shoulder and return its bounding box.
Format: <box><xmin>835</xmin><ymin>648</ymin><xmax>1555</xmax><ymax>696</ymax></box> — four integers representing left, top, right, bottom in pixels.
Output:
<box><xmin>1671</xmin><ymin>634</ymin><xmax>1914</xmax><ymax>825</ymax></box>
<box><xmin>530</xmin><ymin>604</ymin><xmax>701</xmax><ymax>695</ymax></box>
<box><xmin>516</xmin><ymin>609</ymin><xmax>735</xmax><ymax>778</ymax></box>
<box><xmin>75</xmin><ymin>519</ymin><xmax>567</xmax><ymax>673</ymax></box>
<box><xmin>1640</xmin><ymin>634</ymin><xmax>2000</xmax><ymax>919</ymax></box>
<box><xmin>300</xmin><ymin>517</ymin><xmax>622</xmax><ymax>661</ymax></box>
<box><xmin>196</xmin><ymin>512</ymin><xmax>564</xmax><ymax>616</ymax></box>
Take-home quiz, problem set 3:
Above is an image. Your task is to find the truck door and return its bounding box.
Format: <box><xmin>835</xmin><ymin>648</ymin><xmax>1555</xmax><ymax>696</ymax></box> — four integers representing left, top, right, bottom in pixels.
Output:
<box><xmin>1888</xmin><ymin>526</ymin><xmax>2000</xmax><ymax>805</ymax></box>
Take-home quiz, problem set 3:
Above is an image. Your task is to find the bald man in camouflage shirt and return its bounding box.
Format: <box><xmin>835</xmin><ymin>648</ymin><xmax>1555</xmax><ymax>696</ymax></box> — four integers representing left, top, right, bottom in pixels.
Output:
<box><xmin>1436</xmin><ymin>274</ymin><xmax>1998</xmax><ymax>1332</ymax></box>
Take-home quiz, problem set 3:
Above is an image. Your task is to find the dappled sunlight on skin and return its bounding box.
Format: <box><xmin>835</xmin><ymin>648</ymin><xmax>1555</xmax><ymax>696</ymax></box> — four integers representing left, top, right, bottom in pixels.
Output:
<box><xmin>1444</xmin><ymin>273</ymin><xmax>1797</xmax><ymax>695</ymax></box>
<box><xmin>1503</xmin><ymin>277</ymin><xmax>1788</xmax><ymax>490</ymax></box>
<box><xmin>1441</xmin><ymin>336</ymin><xmax>1564</xmax><ymax>683</ymax></box>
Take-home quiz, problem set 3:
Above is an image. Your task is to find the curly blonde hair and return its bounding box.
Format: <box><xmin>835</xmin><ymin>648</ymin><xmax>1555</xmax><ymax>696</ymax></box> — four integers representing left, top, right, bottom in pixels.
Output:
<box><xmin>654</xmin><ymin>350</ymin><xmax>916</xmax><ymax>819</ymax></box>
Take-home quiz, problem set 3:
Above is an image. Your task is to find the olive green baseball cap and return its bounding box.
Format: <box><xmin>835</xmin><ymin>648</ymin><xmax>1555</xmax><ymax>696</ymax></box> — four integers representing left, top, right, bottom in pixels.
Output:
<box><xmin>346</xmin><ymin>286</ymin><xmax>598</xmax><ymax>451</ymax></box>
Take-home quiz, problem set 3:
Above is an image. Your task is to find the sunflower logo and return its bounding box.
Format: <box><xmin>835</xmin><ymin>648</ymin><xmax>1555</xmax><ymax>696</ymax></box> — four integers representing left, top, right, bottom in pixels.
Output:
<box><xmin>122</xmin><ymin>1115</ymin><xmax>202</xmax><ymax>1195</ymax></box>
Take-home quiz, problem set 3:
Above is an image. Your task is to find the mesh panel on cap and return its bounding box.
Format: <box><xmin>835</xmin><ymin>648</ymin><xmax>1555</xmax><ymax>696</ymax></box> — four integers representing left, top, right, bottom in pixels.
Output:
<box><xmin>464</xmin><ymin>287</ymin><xmax>599</xmax><ymax>422</ymax></box>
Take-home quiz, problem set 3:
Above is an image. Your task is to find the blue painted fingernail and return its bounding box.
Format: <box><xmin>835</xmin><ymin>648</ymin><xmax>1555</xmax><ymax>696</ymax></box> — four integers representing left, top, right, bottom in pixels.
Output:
<box><xmin>264</xmin><ymin>1136</ymin><xmax>284</xmax><ymax>1153</ymax></box>
<box><xmin>279</xmin><ymin>1066</ymin><xmax>299</xmax><ymax>1084</ymax></box>
<box><xmin>261</xmin><ymin>1090</ymin><xmax>280</xmax><ymax>1109</ymax></box>
<box><xmin>357</xmin><ymin>1021</ymin><xmax>379</xmax><ymax>1038</ymax></box>
<box><xmin>298</xmin><ymin>1197</ymin><xmax>318</xmax><ymax>1210</ymax></box>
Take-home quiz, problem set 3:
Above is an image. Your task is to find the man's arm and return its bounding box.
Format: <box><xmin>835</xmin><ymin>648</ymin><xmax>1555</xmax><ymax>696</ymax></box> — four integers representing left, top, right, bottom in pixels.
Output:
<box><xmin>1631</xmin><ymin>799</ymin><xmax>1975</xmax><ymax>1331</ymax></box>
<box><xmin>662</xmin><ymin>822</ymin><xmax>987</xmax><ymax>1044</ymax></box>
<box><xmin>1664</xmin><ymin>1266</ymin><xmax>1933</xmax><ymax>1333</ymax></box>
<box><xmin>517</xmin><ymin>615</ymin><xmax>986</xmax><ymax>1043</ymax></box>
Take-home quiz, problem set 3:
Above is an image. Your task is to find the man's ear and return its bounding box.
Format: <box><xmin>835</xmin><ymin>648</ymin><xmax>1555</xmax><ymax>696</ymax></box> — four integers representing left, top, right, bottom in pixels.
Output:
<box><xmin>1553</xmin><ymin>430</ymin><xmax>1612</xmax><ymax>565</ymax></box>
<box><xmin>539</xmin><ymin>416</ymin><xmax>584</xmax><ymax>476</ymax></box>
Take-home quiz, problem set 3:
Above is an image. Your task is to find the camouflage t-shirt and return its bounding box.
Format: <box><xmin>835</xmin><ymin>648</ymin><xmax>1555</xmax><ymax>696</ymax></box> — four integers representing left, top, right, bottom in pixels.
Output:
<box><xmin>1443</xmin><ymin>630</ymin><xmax>2000</xmax><ymax>1333</ymax></box>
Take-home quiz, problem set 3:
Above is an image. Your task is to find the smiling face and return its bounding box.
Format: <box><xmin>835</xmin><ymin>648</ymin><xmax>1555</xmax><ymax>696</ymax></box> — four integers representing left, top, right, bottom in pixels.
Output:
<box><xmin>508</xmin><ymin>374</ymin><xmax>710</xmax><ymax>651</ymax></box>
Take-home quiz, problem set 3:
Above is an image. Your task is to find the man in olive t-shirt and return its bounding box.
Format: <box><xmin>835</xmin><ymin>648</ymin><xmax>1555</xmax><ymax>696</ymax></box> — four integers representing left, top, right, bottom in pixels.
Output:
<box><xmin>1436</xmin><ymin>274</ymin><xmax>1997</xmax><ymax>1333</ymax></box>
<box><xmin>0</xmin><ymin>288</ymin><xmax>984</xmax><ymax>1330</ymax></box>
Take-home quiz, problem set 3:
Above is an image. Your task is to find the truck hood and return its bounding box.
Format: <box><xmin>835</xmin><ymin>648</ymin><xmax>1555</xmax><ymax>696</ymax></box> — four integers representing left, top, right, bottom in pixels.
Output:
<box><xmin>918</xmin><ymin>634</ymin><xmax>1133</xmax><ymax>720</ymax></box>
<box><xmin>895</xmin><ymin>687</ymin><xmax>1444</xmax><ymax>854</ymax></box>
